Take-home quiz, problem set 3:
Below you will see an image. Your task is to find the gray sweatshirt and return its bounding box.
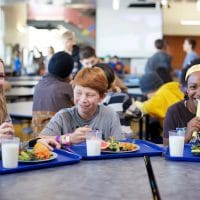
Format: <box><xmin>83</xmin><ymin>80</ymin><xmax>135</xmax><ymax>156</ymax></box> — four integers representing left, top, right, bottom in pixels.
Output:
<box><xmin>41</xmin><ymin>104</ymin><xmax>124</xmax><ymax>140</ymax></box>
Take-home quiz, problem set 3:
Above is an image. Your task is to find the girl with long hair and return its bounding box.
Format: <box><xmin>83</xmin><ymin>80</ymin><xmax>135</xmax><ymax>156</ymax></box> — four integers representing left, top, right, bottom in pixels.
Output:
<box><xmin>0</xmin><ymin>58</ymin><xmax>14</xmax><ymax>138</ymax></box>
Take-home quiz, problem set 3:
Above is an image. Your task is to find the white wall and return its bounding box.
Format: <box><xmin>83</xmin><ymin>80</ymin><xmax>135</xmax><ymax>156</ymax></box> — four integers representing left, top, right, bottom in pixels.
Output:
<box><xmin>96</xmin><ymin>0</ymin><xmax>163</xmax><ymax>58</ymax></box>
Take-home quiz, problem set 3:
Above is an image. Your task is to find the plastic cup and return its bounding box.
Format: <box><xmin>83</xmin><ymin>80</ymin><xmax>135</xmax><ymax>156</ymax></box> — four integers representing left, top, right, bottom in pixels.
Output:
<box><xmin>86</xmin><ymin>130</ymin><xmax>102</xmax><ymax>156</ymax></box>
<box><xmin>169</xmin><ymin>130</ymin><xmax>185</xmax><ymax>157</ymax></box>
<box><xmin>1</xmin><ymin>137</ymin><xmax>20</xmax><ymax>168</ymax></box>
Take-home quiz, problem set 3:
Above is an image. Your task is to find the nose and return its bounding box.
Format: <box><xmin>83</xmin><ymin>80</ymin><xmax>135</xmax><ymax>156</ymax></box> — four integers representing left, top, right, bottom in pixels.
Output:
<box><xmin>79</xmin><ymin>94</ymin><xmax>87</xmax><ymax>102</ymax></box>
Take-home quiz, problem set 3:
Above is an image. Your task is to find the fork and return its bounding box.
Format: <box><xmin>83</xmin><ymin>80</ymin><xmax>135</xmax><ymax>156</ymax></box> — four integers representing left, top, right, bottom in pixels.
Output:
<box><xmin>20</xmin><ymin>141</ymin><xmax>29</xmax><ymax>151</ymax></box>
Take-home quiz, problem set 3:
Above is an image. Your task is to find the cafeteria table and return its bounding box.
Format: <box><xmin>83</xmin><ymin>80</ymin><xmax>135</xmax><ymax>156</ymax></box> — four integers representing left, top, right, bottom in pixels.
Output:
<box><xmin>6</xmin><ymin>76</ymin><xmax>41</xmax><ymax>81</ymax></box>
<box><xmin>0</xmin><ymin>157</ymin><xmax>152</xmax><ymax>200</ymax></box>
<box><xmin>151</xmin><ymin>157</ymin><xmax>200</xmax><ymax>200</ymax></box>
<box><xmin>124</xmin><ymin>77</ymin><xmax>140</xmax><ymax>88</ymax></box>
<box><xmin>128</xmin><ymin>87</ymin><xmax>146</xmax><ymax>101</ymax></box>
<box><xmin>9</xmin><ymin>80</ymin><xmax>38</xmax><ymax>87</ymax></box>
<box><xmin>5</xmin><ymin>87</ymin><xmax>34</xmax><ymax>101</ymax></box>
<box><xmin>7</xmin><ymin>101</ymin><xmax>33</xmax><ymax>119</ymax></box>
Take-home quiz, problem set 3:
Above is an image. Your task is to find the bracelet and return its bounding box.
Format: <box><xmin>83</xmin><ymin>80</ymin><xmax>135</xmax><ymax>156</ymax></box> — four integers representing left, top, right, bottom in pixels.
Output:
<box><xmin>55</xmin><ymin>135</ymin><xmax>61</xmax><ymax>144</ymax></box>
<box><xmin>65</xmin><ymin>134</ymin><xmax>71</xmax><ymax>146</ymax></box>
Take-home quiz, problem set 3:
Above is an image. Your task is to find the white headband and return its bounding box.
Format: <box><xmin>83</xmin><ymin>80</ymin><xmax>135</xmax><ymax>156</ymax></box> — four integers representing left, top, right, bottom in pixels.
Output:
<box><xmin>185</xmin><ymin>64</ymin><xmax>200</xmax><ymax>81</ymax></box>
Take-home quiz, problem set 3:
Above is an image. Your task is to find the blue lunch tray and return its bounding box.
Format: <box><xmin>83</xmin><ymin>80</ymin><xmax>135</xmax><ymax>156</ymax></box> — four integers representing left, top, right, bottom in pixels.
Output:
<box><xmin>0</xmin><ymin>149</ymin><xmax>81</xmax><ymax>175</ymax></box>
<box><xmin>165</xmin><ymin>144</ymin><xmax>200</xmax><ymax>162</ymax></box>
<box><xmin>69</xmin><ymin>139</ymin><xmax>163</xmax><ymax>160</ymax></box>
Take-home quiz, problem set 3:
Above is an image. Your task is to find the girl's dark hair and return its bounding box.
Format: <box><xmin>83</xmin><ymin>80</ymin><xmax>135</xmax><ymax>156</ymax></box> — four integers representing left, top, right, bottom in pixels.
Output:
<box><xmin>156</xmin><ymin>67</ymin><xmax>172</xmax><ymax>83</ymax></box>
<box><xmin>92</xmin><ymin>63</ymin><xmax>115</xmax><ymax>90</ymax></box>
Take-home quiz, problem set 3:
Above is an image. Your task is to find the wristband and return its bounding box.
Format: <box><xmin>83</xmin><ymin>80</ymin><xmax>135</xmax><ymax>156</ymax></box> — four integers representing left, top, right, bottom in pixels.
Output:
<box><xmin>55</xmin><ymin>135</ymin><xmax>61</xmax><ymax>144</ymax></box>
<box><xmin>60</xmin><ymin>134</ymin><xmax>71</xmax><ymax>146</ymax></box>
<box><xmin>65</xmin><ymin>134</ymin><xmax>71</xmax><ymax>146</ymax></box>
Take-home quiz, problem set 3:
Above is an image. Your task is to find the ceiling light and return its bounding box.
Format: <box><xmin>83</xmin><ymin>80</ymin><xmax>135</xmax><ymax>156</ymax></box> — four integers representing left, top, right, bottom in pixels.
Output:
<box><xmin>161</xmin><ymin>0</ymin><xmax>168</xmax><ymax>7</ymax></box>
<box><xmin>113</xmin><ymin>0</ymin><xmax>120</xmax><ymax>10</ymax></box>
<box><xmin>180</xmin><ymin>19</ymin><xmax>200</xmax><ymax>26</ymax></box>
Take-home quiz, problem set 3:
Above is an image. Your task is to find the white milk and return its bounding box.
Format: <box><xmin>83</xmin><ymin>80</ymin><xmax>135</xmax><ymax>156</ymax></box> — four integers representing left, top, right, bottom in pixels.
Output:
<box><xmin>86</xmin><ymin>139</ymin><xmax>101</xmax><ymax>156</ymax></box>
<box><xmin>169</xmin><ymin>136</ymin><xmax>184</xmax><ymax>157</ymax></box>
<box><xmin>1</xmin><ymin>143</ymin><xmax>19</xmax><ymax>168</ymax></box>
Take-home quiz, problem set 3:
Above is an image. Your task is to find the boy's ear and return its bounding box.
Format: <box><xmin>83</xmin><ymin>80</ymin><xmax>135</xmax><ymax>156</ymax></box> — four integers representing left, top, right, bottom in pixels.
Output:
<box><xmin>99</xmin><ymin>93</ymin><xmax>106</xmax><ymax>102</ymax></box>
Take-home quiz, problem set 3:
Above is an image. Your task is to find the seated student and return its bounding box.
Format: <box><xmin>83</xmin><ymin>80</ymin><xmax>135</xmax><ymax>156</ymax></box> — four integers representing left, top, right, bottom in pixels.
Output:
<box><xmin>127</xmin><ymin>72</ymin><xmax>184</xmax><ymax>142</ymax></box>
<box><xmin>180</xmin><ymin>58</ymin><xmax>200</xmax><ymax>93</ymax></box>
<box><xmin>79</xmin><ymin>45</ymin><xmax>128</xmax><ymax>92</ymax></box>
<box><xmin>163</xmin><ymin>64</ymin><xmax>200</xmax><ymax>146</ymax></box>
<box><xmin>32</xmin><ymin>51</ymin><xmax>74</xmax><ymax>136</ymax></box>
<box><xmin>132</xmin><ymin>72</ymin><xmax>183</xmax><ymax>123</ymax></box>
<box><xmin>93</xmin><ymin>63</ymin><xmax>142</xmax><ymax>138</ymax></box>
<box><xmin>109</xmin><ymin>56</ymin><xmax>125</xmax><ymax>78</ymax></box>
<box><xmin>79</xmin><ymin>46</ymin><xmax>100</xmax><ymax>68</ymax></box>
<box><xmin>36</xmin><ymin>67</ymin><xmax>124</xmax><ymax>149</ymax></box>
<box><xmin>145</xmin><ymin>39</ymin><xmax>172</xmax><ymax>74</ymax></box>
<box><xmin>0</xmin><ymin>58</ymin><xmax>14</xmax><ymax>138</ymax></box>
<box><xmin>155</xmin><ymin>66</ymin><xmax>172</xmax><ymax>84</ymax></box>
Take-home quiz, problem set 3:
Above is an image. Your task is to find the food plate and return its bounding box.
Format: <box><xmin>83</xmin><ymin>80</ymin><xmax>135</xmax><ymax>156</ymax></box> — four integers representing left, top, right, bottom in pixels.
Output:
<box><xmin>19</xmin><ymin>152</ymin><xmax>58</xmax><ymax>163</ymax></box>
<box><xmin>101</xmin><ymin>144</ymin><xmax>140</xmax><ymax>153</ymax></box>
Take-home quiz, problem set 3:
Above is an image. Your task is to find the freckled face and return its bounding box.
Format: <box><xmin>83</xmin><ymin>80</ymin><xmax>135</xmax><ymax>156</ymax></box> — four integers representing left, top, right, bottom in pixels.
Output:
<box><xmin>74</xmin><ymin>85</ymin><xmax>104</xmax><ymax>119</ymax></box>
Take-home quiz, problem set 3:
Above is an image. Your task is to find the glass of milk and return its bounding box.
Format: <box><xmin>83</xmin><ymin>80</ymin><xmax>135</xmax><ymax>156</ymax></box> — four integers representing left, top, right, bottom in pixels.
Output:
<box><xmin>1</xmin><ymin>137</ymin><xmax>20</xmax><ymax>168</ymax></box>
<box><xmin>86</xmin><ymin>130</ymin><xmax>102</xmax><ymax>156</ymax></box>
<box><xmin>169</xmin><ymin>130</ymin><xmax>185</xmax><ymax>157</ymax></box>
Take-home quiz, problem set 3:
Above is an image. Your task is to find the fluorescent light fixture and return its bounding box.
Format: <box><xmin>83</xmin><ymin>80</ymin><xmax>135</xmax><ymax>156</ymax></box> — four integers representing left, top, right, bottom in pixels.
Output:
<box><xmin>180</xmin><ymin>19</ymin><xmax>200</xmax><ymax>25</ymax></box>
<box><xmin>113</xmin><ymin>0</ymin><xmax>120</xmax><ymax>10</ymax></box>
<box><xmin>161</xmin><ymin>0</ymin><xmax>168</xmax><ymax>6</ymax></box>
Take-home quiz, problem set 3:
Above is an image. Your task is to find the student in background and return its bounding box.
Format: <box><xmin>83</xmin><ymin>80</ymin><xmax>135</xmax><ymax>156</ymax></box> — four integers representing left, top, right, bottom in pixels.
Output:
<box><xmin>109</xmin><ymin>56</ymin><xmax>125</xmax><ymax>78</ymax></box>
<box><xmin>79</xmin><ymin>46</ymin><xmax>127</xmax><ymax>93</ymax></box>
<box><xmin>79</xmin><ymin>46</ymin><xmax>100</xmax><ymax>68</ymax></box>
<box><xmin>71</xmin><ymin>44</ymin><xmax>82</xmax><ymax>73</ymax></box>
<box><xmin>145</xmin><ymin>39</ymin><xmax>172</xmax><ymax>74</ymax></box>
<box><xmin>12</xmin><ymin>44</ymin><xmax>22</xmax><ymax>76</ymax></box>
<box><xmin>127</xmin><ymin>72</ymin><xmax>184</xmax><ymax>143</ymax></box>
<box><xmin>32</xmin><ymin>51</ymin><xmax>74</xmax><ymax>136</ymax></box>
<box><xmin>44</xmin><ymin>46</ymin><xmax>55</xmax><ymax>73</ymax></box>
<box><xmin>36</xmin><ymin>68</ymin><xmax>123</xmax><ymax>149</ymax></box>
<box><xmin>155</xmin><ymin>67</ymin><xmax>173</xmax><ymax>84</ymax></box>
<box><xmin>182</xmin><ymin>38</ymin><xmax>198</xmax><ymax>69</ymax></box>
<box><xmin>62</xmin><ymin>31</ymin><xmax>74</xmax><ymax>55</ymax></box>
<box><xmin>62</xmin><ymin>31</ymin><xmax>81</xmax><ymax>74</ymax></box>
<box><xmin>163</xmin><ymin>64</ymin><xmax>200</xmax><ymax>145</ymax></box>
<box><xmin>0</xmin><ymin>58</ymin><xmax>14</xmax><ymax>138</ymax></box>
<box><xmin>93</xmin><ymin>63</ymin><xmax>141</xmax><ymax>138</ymax></box>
